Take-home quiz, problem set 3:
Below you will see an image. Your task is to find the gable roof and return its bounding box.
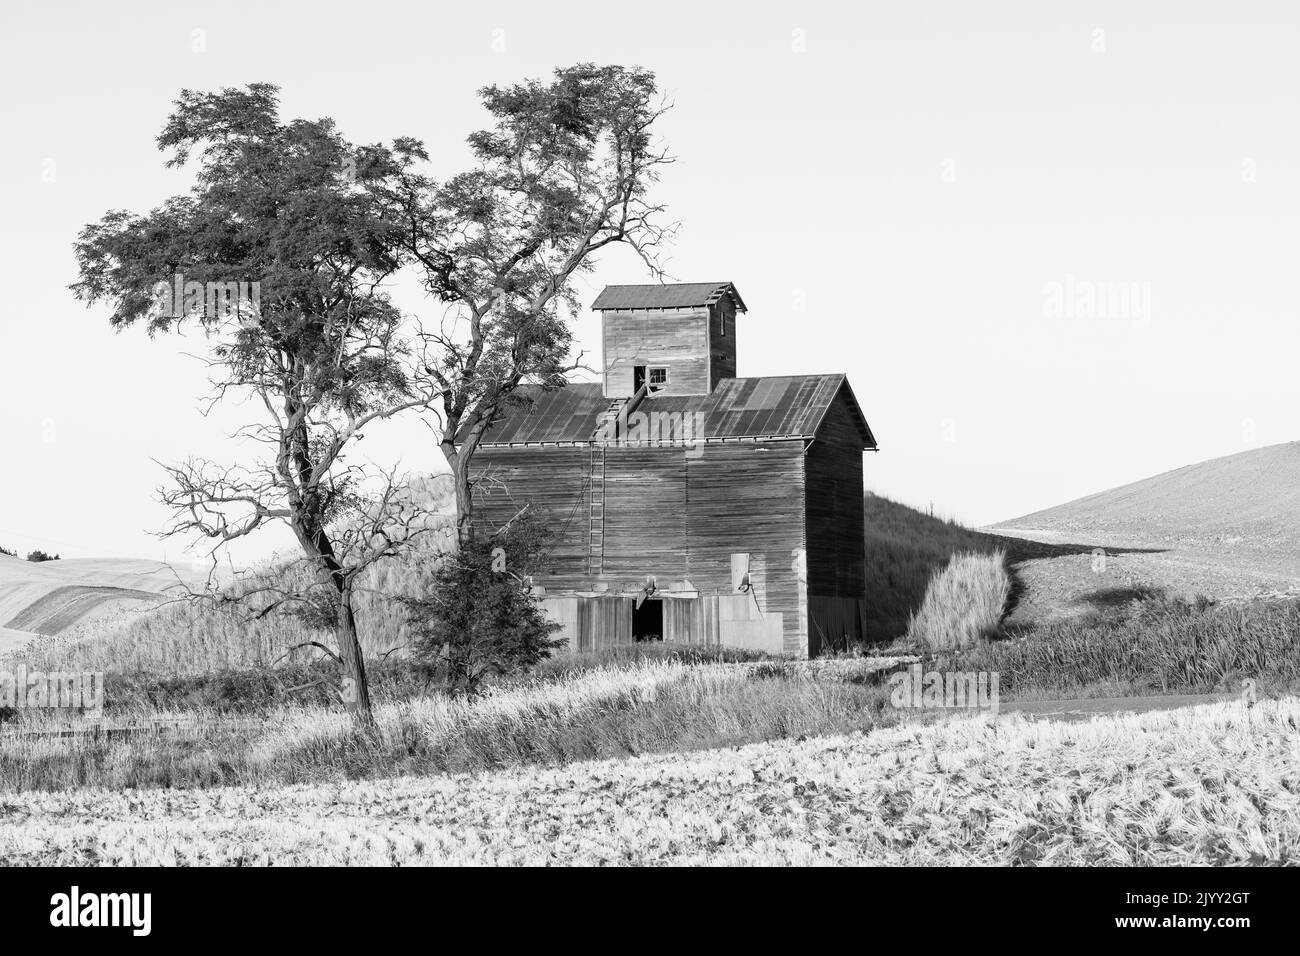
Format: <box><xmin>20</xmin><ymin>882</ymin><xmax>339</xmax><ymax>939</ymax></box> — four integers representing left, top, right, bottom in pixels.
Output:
<box><xmin>591</xmin><ymin>282</ymin><xmax>747</xmax><ymax>313</ymax></box>
<box><xmin>470</xmin><ymin>375</ymin><xmax>876</xmax><ymax>448</ymax></box>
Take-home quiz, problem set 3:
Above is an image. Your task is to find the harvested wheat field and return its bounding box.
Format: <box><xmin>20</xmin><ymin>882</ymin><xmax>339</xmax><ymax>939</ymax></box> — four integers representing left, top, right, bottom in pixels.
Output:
<box><xmin>0</xmin><ymin>555</ymin><xmax>191</xmax><ymax>654</ymax></box>
<box><xmin>1</xmin><ymin>697</ymin><xmax>1295</xmax><ymax>866</ymax></box>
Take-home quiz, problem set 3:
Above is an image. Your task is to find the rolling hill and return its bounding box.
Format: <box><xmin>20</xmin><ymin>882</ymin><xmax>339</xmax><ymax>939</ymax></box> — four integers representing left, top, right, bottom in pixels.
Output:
<box><xmin>987</xmin><ymin>441</ymin><xmax>1300</xmax><ymax>622</ymax></box>
<box><xmin>0</xmin><ymin>554</ymin><xmax>189</xmax><ymax>655</ymax></box>
<box><xmin>992</xmin><ymin>441</ymin><xmax>1300</xmax><ymax>553</ymax></box>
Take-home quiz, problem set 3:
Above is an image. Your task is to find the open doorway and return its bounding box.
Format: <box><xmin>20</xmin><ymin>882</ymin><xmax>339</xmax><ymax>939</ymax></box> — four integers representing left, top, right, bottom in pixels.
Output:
<box><xmin>633</xmin><ymin>365</ymin><xmax>647</xmax><ymax>392</ymax></box>
<box><xmin>632</xmin><ymin>598</ymin><xmax>663</xmax><ymax>642</ymax></box>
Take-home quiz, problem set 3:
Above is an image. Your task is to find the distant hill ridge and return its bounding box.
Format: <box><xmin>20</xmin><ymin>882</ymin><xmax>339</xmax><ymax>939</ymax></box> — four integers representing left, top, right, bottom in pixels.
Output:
<box><xmin>992</xmin><ymin>441</ymin><xmax>1300</xmax><ymax>550</ymax></box>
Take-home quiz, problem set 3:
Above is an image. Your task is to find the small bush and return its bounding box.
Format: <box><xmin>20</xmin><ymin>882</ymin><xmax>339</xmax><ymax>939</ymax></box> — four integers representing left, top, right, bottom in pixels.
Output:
<box><xmin>25</xmin><ymin>550</ymin><xmax>59</xmax><ymax>563</ymax></box>
<box><xmin>906</xmin><ymin>551</ymin><xmax>1011</xmax><ymax>651</ymax></box>
<box><xmin>0</xmin><ymin>545</ymin><xmax>15</xmax><ymax>557</ymax></box>
<box><xmin>403</xmin><ymin>519</ymin><xmax>565</xmax><ymax>694</ymax></box>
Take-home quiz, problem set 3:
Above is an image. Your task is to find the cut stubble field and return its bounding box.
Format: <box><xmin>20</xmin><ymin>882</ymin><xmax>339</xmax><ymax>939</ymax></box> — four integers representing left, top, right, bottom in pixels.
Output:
<box><xmin>1</xmin><ymin>697</ymin><xmax>1295</xmax><ymax>865</ymax></box>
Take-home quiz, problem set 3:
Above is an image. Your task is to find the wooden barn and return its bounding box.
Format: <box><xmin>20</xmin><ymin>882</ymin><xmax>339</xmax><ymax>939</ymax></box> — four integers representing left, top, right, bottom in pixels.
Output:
<box><xmin>465</xmin><ymin>281</ymin><xmax>877</xmax><ymax>658</ymax></box>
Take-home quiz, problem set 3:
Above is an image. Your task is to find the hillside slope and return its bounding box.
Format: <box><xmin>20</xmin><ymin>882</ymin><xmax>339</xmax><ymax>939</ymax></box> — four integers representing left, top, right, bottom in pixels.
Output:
<box><xmin>862</xmin><ymin>494</ymin><xmax>1114</xmax><ymax>642</ymax></box>
<box><xmin>0</xmin><ymin>555</ymin><xmax>188</xmax><ymax>652</ymax></box>
<box><xmin>988</xmin><ymin>442</ymin><xmax>1300</xmax><ymax>622</ymax></box>
<box><xmin>993</xmin><ymin>441</ymin><xmax>1300</xmax><ymax>553</ymax></box>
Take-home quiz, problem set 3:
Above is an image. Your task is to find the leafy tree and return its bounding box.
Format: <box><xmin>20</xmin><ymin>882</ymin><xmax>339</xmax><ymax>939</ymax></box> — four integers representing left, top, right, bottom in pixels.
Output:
<box><xmin>402</xmin><ymin>516</ymin><xmax>564</xmax><ymax>694</ymax></box>
<box><xmin>25</xmin><ymin>550</ymin><xmax>59</xmax><ymax>562</ymax></box>
<box><xmin>68</xmin><ymin>66</ymin><xmax>674</xmax><ymax>720</ymax></box>
<box><xmin>390</xmin><ymin>64</ymin><xmax>675</xmax><ymax>546</ymax></box>
<box><xmin>70</xmin><ymin>84</ymin><xmax>439</xmax><ymax>724</ymax></box>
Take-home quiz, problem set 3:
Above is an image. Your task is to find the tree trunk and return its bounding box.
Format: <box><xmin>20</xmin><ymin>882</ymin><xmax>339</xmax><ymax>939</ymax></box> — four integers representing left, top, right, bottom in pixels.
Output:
<box><xmin>291</xmin><ymin>516</ymin><xmax>375</xmax><ymax>726</ymax></box>
<box><xmin>335</xmin><ymin>582</ymin><xmax>374</xmax><ymax>725</ymax></box>
<box><xmin>453</xmin><ymin>455</ymin><xmax>474</xmax><ymax>548</ymax></box>
<box><xmin>443</xmin><ymin>440</ymin><xmax>476</xmax><ymax>550</ymax></box>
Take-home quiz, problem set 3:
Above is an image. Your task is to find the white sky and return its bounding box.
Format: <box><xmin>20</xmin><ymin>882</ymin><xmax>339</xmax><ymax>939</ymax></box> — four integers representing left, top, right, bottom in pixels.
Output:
<box><xmin>1</xmin><ymin>0</ymin><xmax>1297</xmax><ymax>562</ymax></box>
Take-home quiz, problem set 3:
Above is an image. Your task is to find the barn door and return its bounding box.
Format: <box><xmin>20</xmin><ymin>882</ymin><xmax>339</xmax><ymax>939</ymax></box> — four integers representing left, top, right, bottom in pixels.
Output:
<box><xmin>577</xmin><ymin>596</ymin><xmax>633</xmax><ymax>651</ymax></box>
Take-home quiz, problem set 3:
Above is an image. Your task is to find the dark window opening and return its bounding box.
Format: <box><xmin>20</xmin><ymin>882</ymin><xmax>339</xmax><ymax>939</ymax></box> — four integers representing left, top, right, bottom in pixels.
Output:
<box><xmin>634</xmin><ymin>365</ymin><xmax>646</xmax><ymax>392</ymax></box>
<box><xmin>632</xmin><ymin>598</ymin><xmax>663</xmax><ymax>642</ymax></box>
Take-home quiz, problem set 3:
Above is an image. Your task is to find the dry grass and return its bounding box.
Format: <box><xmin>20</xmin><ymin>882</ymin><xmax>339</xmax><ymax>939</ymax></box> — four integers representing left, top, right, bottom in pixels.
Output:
<box><xmin>951</xmin><ymin>596</ymin><xmax>1300</xmax><ymax>698</ymax></box>
<box><xmin>4</xmin><ymin>476</ymin><xmax>457</xmax><ymax>676</ymax></box>
<box><xmin>0</xmin><ymin>697</ymin><xmax>1294</xmax><ymax>865</ymax></box>
<box><xmin>7</xmin><ymin>545</ymin><xmax>444</xmax><ymax>677</ymax></box>
<box><xmin>0</xmin><ymin>659</ymin><xmax>898</xmax><ymax>791</ymax></box>
<box><xmin>906</xmin><ymin>551</ymin><xmax>1012</xmax><ymax>651</ymax></box>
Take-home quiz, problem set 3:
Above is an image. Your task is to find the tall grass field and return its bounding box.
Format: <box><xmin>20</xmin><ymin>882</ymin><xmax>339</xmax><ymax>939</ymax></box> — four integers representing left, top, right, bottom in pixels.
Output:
<box><xmin>905</xmin><ymin>551</ymin><xmax>1011</xmax><ymax>651</ymax></box>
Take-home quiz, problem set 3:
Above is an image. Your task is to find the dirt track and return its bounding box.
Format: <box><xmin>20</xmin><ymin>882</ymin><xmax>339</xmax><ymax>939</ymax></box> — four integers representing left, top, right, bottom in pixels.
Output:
<box><xmin>993</xmin><ymin>534</ymin><xmax>1300</xmax><ymax>626</ymax></box>
<box><xmin>1002</xmin><ymin>692</ymin><xmax>1234</xmax><ymax>722</ymax></box>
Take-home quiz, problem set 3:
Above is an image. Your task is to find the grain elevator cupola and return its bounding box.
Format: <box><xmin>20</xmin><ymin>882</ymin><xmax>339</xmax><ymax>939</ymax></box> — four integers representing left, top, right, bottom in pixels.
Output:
<box><xmin>591</xmin><ymin>281</ymin><xmax>747</xmax><ymax>398</ymax></box>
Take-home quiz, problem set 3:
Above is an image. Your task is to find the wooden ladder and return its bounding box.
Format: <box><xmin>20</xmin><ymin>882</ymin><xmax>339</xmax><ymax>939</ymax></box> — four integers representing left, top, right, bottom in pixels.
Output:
<box><xmin>588</xmin><ymin>442</ymin><xmax>606</xmax><ymax>575</ymax></box>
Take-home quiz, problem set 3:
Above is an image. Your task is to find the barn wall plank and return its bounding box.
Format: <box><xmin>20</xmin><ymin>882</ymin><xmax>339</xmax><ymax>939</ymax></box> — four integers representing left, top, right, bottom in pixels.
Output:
<box><xmin>708</xmin><ymin>298</ymin><xmax>737</xmax><ymax>387</ymax></box>
<box><xmin>686</xmin><ymin>443</ymin><xmax>807</xmax><ymax>655</ymax></box>
<box><xmin>804</xmin><ymin>385</ymin><xmax>868</xmax><ymax>649</ymax></box>
<box><xmin>472</xmin><ymin>447</ymin><xmax>591</xmax><ymax>581</ymax></box>
<box><xmin>807</xmin><ymin>596</ymin><xmax>869</xmax><ymax>655</ymax></box>
<box><xmin>601</xmin><ymin>308</ymin><xmax>711</xmax><ymax>397</ymax></box>
<box><xmin>471</xmin><ymin>440</ymin><xmax>810</xmax><ymax>655</ymax></box>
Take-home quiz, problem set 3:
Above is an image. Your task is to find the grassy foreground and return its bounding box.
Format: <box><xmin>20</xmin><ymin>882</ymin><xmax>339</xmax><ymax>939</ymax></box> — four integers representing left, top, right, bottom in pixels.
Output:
<box><xmin>947</xmin><ymin>596</ymin><xmax>1300</xmax><ymax>699</ymax></box>
<box><xmin>0</xmin><ymin>659</ymin><xmax>901</xmax><ymax>791</ymax></box>
<box><xmin>1</xmin><ymin>698</ymin><xmax>1294</xmax><ymax>865</ymax></box>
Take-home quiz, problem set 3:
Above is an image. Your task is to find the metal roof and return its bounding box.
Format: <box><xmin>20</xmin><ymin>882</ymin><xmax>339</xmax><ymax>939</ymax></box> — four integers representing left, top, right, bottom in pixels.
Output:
<box><xmin>471</xmin><ymin>384</ymin><xmax>611</xmax><ymax>445</ymax></box>
<box><xmin>590</xmin><ymin>282</ymin><xmax>747</xmax><ymax>313</ymax></box>
<box><xmin>471</xmin><ymin>375</ymin><xmax>875</xmax><ymax>447</ymax></box>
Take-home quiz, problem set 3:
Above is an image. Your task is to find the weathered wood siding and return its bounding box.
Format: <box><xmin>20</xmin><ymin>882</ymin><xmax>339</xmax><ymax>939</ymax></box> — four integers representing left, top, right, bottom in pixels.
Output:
<box><xmin>472</xmin><ymin>439</ymin><xmax>810</xmax><ymax>655</ymax></box>
<box><xmin>470</xmin><ymin>446</ymin><xmax>591</xmax><ymax>571</ymax></box>
<box><xmin>708</xmin><ymin>298</ymin><xmax>737</xmax><ymax>387</ymax></box>
<box><xmin>804</xmin><ymin>385</ymin><xmax>868</xmax><ymax>652</ymax></box>
<box><xmin>601</xmin><ymin>446</ymin><xmax>688</xmax><ymax>578</ymax></box>
<box><xmin>601</xmin><ymin>307</ymin><xmax>710</xmax><ymax>397</ymax></box>
<box><xmin>684</xmin><ymin>443</ymin><xmax>806</xmax><ymax>655</ymax></box>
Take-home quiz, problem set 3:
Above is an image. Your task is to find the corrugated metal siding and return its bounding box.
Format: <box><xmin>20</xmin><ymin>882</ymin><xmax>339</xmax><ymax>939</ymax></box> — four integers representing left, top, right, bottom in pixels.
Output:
<box><xmin>575</xmin><ymin>597</ymin><xmax>633</xmax><ymax>650</ymax></box>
